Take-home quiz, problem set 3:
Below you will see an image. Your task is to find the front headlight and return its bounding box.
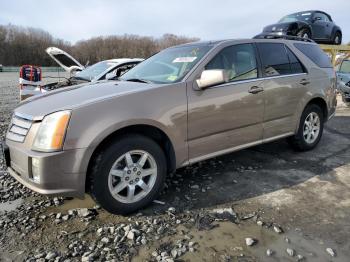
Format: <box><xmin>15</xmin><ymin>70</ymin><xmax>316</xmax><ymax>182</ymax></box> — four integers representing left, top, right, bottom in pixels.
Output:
<box><xmin>33</xmin><ymin>110</ymin><xmax>71</xmax><ymax>151</ymax></box>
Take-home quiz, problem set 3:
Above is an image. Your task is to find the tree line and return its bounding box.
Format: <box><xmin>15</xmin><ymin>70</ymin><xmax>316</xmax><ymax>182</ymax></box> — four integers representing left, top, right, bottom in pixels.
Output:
<box><xmin>0</xmin><ymin>24</ymin><xmax>199</xmax><ymax>66</ymax></box>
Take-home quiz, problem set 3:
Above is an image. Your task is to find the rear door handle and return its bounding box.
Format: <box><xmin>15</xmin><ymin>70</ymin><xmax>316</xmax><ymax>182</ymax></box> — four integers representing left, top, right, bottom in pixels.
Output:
<box><xmin>300</xmin><ymin>79</ymin><xmax>310</xmax><ymax>86</ymax></box>
<box><xmin>248</xmin><ymin>86</ymin><xmax>264</xmax><ymax>94</ymax></box>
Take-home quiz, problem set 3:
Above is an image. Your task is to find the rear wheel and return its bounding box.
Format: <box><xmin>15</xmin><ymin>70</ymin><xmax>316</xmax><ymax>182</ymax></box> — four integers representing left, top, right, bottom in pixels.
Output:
<box><xmin>297</xmin><ymin>28</ymin><xmax>311</xmax><ymax>39</ymax></box>
<box><xmin>90</xmin><ymin>134</ymin><xmax>167</xmax><ymax>215</ymax></box>
<box><xmin>287</xmin><ymin>104</ymin><xmax>324</xmax><ymax>151</ymax></box>
<box><xmin>333</xmin><ymin>32</ymin><xmax>342</xmax><ymax>45</ymax></box>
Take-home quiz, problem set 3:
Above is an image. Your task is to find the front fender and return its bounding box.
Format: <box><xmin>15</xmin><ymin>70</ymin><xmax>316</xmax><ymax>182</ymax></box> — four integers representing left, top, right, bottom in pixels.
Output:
<box><xmin>295</xmin><ymin>22</ymin><xmax>312</xmax><ymax>35</ymax></box>
<box><xmin>87</xmin><ymin>119</ymin><xmax>177</xmax><ymax>151</ymax></box>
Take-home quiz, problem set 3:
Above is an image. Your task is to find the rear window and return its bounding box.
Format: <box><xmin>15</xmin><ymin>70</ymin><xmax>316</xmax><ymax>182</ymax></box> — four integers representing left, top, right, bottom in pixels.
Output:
<box><xmin>294</xmin><ymin>43</ymin><xmax>333</xmax><ymax>68</ymax></box>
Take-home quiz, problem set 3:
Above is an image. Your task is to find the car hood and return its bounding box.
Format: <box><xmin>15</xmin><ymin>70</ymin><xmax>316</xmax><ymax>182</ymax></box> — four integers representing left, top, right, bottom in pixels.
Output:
<box><xmin>263</xmin><ymin>22</ymin><xmax>307</xmax><ymax>32</ymax></box>
<box><xmin>46</xmin><ymin>47</ymin><xmax>84</xmax><ymax>73</ymax></box>
<box><xmin>15</xmin><ymin>80</ymin><xmax>158</xmax><ymax>120</ymax></box>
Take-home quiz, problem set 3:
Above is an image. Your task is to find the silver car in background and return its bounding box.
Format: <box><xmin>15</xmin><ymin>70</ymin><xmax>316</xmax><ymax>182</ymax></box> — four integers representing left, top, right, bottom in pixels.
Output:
<box><xmin>336</xmin><ymin>59</ymin><xmax>350</xmax><ymax>106</ymax></box>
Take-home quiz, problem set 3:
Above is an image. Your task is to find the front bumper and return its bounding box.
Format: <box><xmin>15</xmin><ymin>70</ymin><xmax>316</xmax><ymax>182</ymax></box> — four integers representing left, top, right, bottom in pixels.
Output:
<box><xmin>4</xmin><ymin>140</ymin><xmax>88</xmax><ymax>198</ymax></box>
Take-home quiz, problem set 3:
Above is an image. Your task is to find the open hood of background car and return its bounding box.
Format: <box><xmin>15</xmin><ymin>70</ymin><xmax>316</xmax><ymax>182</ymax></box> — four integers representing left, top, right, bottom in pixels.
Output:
<box><xmin>46</xmin><ymin>47</ymin><xmax>85</xmax><ymax>73</ymax></box>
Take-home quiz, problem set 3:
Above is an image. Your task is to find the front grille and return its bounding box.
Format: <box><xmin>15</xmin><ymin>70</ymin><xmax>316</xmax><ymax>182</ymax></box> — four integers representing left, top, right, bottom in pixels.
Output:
<box><xmin>6</xmin><ymin>114</ymin><xmax>33</xmax><ymax>143</ymax></box>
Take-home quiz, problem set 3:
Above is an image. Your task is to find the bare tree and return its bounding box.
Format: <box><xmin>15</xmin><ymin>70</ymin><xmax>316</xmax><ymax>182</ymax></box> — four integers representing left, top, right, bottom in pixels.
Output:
<box><xmin>0</xmin><ymin>24</ymin><xmax>199</xmax><ymax>66</ymax></box>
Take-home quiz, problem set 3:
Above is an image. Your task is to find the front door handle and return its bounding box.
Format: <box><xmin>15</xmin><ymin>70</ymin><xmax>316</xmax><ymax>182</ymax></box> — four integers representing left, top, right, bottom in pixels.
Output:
<box><xmin>248</xmin><ymin>86</ymin><xmax>264</xmax><ymax>94</ymax></box>
<box><xmin>300</xmin><ymin>79</ymin><xmax>310</xmax><ymax>86</ymax></box>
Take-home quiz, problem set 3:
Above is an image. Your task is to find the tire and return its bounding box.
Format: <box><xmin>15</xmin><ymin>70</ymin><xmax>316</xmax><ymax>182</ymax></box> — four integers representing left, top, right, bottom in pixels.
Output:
<box><xmin>90</xmin><ymin>134</ymin><xmax>167</xmax><ymax>215</ymax></box>
<box><xmin>342</xmin><ymin>95</ymin><xmax>350</xmax><ymax>107</ymax></box>
<box><xmin>297</xmin><ymin>28</ymin><xmax>311</xmax><ymax>39</ymax></box>
<box><xmin>287</xmin><ymin>104</ymin><xmax>324</xmax><ymax>151</ymax></box>
<box><xmin>333</xmin><ymin>32</ymin><xmax>342</xmax><ymax>45</ymax></box>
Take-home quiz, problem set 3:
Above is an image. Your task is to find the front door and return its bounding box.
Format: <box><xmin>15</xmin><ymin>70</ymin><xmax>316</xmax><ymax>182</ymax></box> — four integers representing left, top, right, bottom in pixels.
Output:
<box><xmin>187</xmin><ymin>43</ymin><xmax>264</xmax><ymax>162</ymax></box>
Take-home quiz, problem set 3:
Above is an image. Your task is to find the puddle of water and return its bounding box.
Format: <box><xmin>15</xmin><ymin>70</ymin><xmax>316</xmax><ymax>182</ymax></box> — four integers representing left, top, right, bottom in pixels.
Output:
<box><xmin>135</xmin><ymin>221</ymin><xmax>348</xmax><ymax>262</ymax></box>
<box><xmin>48</xmin><ymin>194</ymin><xmax>96</xmax><ymax>213</ymax></box>
<box><xmin>0</xmin><ymin>198</ymin><xmax>23</xmax><ymax>212</ymax></box>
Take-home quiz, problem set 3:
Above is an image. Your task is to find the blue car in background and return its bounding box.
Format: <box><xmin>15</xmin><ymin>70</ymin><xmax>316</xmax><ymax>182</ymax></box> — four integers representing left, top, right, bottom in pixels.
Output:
<box><xmin>261</xmin><ymin>10</ymin><xmax>342</xmax><ymax>45</ymax></box>
<box><xmin>337</xmin><ymin>59</ymin><xmax>350</xmax><ymax>106</ymax></box>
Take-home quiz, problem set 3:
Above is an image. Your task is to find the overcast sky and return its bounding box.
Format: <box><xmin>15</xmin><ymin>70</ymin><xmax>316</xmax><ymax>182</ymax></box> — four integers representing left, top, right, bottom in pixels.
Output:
<box><xmin>0</xmin><ymin>0</ymin><xmax>349</xmax><ymax>44</ymax></box>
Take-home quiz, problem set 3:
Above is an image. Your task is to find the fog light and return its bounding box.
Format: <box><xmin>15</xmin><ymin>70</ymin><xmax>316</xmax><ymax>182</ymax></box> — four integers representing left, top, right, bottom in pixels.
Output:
<box><xmin>32</xmin><ymin>158</ymin><xmax>40</xmax><ymax>183</ymax></box>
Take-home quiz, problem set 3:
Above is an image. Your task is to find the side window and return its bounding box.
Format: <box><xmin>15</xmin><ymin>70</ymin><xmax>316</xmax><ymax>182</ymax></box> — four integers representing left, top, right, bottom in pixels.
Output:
<box><xmin>257</xmin><ymin>43</ymin><xmax>291</xmax><ymax>76</ymax></box>
<box><xmin>294</xmin><ymin>43</ymin><xmax>333</xmax><ymax>68</ymax></box>
<box><xmin>340</xmin><ymin>60</ymin><xmax>350</xmax><ymax>73</ymax></box>
<box><xmin>315</xmin><ymin>12</ymin><xmax>329</xmax><ymax>22</ymax></box>
<box><xmin>116</xmin><ymin>62</ymin><xmax>139</xmax><ymax>77</ymax></box>
<box><xmin>285</xmin><ymin>47</ymin><xmax>306</xmax><ymax>74</ymax></box>
<box><xmin>205</xmin><ymin>44</ymin><xmax>258</xmax><ymax>82</ymax></box>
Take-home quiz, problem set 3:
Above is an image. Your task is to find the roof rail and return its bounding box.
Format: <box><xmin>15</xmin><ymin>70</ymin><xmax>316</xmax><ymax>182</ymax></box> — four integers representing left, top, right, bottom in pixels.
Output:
<box><xmin>253</xmin><ymin>34</ymin><xmax>315</xmax><ymax>43</ymax></box>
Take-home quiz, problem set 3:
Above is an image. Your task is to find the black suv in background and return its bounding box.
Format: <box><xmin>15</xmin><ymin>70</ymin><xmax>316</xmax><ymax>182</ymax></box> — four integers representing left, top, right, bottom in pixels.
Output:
<box><xmin>260</xmin><ymin>10</ymin><xmax>342</xmax><ymax>45</ymax></box>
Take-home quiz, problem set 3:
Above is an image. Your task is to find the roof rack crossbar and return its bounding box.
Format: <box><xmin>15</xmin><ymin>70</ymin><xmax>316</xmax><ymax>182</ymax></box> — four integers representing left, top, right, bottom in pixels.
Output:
<box><xmin>253</xmin><ymin>34</ymin><xmax>315</xmax><ymax>43</ymax></box>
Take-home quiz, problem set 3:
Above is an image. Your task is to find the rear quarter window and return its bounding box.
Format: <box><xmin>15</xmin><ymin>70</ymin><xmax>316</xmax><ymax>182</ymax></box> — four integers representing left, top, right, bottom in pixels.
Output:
<box><xmin>293</xmin><ymin>43</ymin><xmax>333</xmax><ymax>68</ymax></box>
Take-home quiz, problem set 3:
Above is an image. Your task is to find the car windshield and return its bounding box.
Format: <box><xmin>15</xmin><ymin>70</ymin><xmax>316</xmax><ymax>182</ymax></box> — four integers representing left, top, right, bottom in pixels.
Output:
<box><xmin>279</xmin><ymin>12</ymin><xmax>312</xmax><ymax>23</ymax></box>
<box><xmin>74</xmin><ymin>61</ymin><xmax>118</xmax><ymax>81</ymax></box>
<box><xmin>120</xmin><ymin>45</ymin><xmax>212</xmax><ymax>84</ymax></box>
<box><xmin>340</xmin><ymin>60</ymin><xmax>350</xmax><ymax>73</ymax></box>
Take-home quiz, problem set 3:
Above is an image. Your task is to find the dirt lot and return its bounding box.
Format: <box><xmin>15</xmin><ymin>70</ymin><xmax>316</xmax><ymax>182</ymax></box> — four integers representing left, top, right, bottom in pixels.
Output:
<box><xmin>0</xmin><ymin>72</ymin><xmax>350</xmax><ymax>262</ymax></box>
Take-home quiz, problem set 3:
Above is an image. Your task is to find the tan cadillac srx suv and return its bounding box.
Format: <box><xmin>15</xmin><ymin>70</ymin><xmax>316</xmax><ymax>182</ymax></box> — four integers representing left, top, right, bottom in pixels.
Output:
<box><xmin>3</xmin><ymin>38</ymin><xmax>337</xmax><ymax>214</ymax></box>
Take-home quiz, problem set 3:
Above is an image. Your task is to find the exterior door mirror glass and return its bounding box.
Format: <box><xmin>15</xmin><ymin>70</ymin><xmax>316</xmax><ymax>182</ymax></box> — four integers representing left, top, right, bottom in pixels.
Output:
<box><xmin>105</xmin><ymin>72</ymin><xmax>117</xmax><ymax>80</ymax></box>
<box><xmin>196</xmin><ymin>69</ymin><xmax>228</xmax><ymax>89</ymax></box>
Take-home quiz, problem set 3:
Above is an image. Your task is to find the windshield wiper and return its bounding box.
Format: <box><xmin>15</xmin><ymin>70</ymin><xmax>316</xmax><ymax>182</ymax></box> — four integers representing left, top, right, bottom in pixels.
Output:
<box><xmin>125</xmin><ymin>78</ymin><xmax>153</xmax><ymax>84</ymax></box>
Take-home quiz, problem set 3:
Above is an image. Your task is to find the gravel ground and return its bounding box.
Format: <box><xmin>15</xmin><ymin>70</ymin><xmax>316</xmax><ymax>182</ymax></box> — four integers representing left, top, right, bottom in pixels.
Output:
<box><xmin>1</xmin><ymin>72</ymin><xmax>350</xmax><ymax>261</ymax></box>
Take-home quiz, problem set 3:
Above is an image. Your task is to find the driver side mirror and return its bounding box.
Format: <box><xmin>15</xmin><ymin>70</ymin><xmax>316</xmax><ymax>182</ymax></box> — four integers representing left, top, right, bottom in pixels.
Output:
<box><xmin>196</xmin><ymin>69</ymin><xmax>228</xmax><ymax>89</ymax></box>
<box><xmin>106</xmin><ymin>68</ymin><xmax>123</xmax><ymax>80</ymax></box>
<box><xmin>105</xmin><ymin>71</ymin><xmax>117</xmax><ymax>80</ymax></box>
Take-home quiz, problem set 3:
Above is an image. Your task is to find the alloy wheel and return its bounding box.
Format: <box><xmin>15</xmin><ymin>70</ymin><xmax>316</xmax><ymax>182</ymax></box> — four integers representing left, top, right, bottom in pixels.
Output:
<box><xmin>335</xmin><ymin>36</ymin><xmax>340</xmax><ymax>44</ymax></box>
<box><xmin>303</xmin><ymin>112</ymin><xmax>320</xmax><ymax>144</ymax></box>
<box><xmin>108</xmin><ymin>150</ymin><xmax>158</xmax><ymax>203</ymax></box>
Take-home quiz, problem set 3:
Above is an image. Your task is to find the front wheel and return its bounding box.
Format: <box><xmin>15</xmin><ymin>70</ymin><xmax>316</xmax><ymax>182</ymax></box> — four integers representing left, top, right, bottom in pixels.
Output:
<box><xmin>287</xmin><ymin>104</ymin><xmax>324</xmax><ymax>151</ymax></box>
<box><xmin>297</xmin><ymin>28</ymin><xmax>311</xmax><ymax>39</ymax></box>
<box><xmin>90</xmin><ymin>134</ymin><xmax>167</xmax><ymax>215</ymax></box>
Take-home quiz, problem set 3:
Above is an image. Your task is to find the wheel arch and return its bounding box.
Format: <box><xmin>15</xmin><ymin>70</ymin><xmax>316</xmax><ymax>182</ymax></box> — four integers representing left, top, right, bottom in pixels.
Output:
<box><xmin>298</xmin><ymin>25</ymin><xmax>313</xmax><ymax>38</ymax></box>
<box><xmin>295</xmin><ymin>96</ymin><xmax>328</xmax><ymax>132</ymax></box>
<box><xmin>331</xmin><ymin>26</ymin><xmax>342</xmax><ymax>37</ymax></box>
<box><xmin>306</xmin><ymin>97</ymin><xmax>328</xmax><ymax>120</ymax></box>
<box><xmin>85</xmin><ymin>124</ymin><xmax>177</xmax><ymax>192</ymax></box>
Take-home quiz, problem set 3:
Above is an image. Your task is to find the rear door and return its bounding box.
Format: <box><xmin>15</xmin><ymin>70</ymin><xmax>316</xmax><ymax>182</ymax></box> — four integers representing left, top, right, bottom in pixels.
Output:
<box><xmin>256</xmin><ymin>42</ymin><xmax>308</xmax><ymax>140</ymax></box>
<box><xmin>187</xmin><ymin>43</ymin><xmax>264</xmax><ymax>161</ymax></box>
